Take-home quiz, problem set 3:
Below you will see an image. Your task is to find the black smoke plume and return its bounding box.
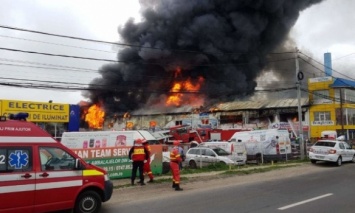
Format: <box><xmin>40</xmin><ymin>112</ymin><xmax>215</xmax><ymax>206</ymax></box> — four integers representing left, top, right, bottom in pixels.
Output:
<box><xmin>84</xmin><ymin>0</ymin><xmax>323</xmax><ymax>114</ymax></box>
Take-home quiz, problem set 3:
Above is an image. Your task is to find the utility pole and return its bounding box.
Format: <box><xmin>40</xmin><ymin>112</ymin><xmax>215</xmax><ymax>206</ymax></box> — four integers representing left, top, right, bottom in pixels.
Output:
<box><xmin>340</xmin><ymin>88</ymin><xmax>345</xmax><ymax>136</ymax></box>
<box><xmin>295</xmin><ymin>48</ymin><xmax>305</xmax><ymax>160</ymax></box>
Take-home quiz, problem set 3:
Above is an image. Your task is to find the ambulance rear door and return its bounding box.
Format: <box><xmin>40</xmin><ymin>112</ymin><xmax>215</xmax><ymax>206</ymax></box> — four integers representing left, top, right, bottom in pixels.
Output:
<box><xmin>0</xmin><ymin>145</ymin><xmax>35</xmax><ymax>213</ymax></box>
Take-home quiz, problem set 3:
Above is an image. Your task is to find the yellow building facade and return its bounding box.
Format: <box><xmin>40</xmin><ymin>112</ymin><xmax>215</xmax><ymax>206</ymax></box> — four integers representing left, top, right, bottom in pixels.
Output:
<box><xmin>308</xmin><ymin>76</ymin><xmax>355</xmax><ymax>141</ymax></box>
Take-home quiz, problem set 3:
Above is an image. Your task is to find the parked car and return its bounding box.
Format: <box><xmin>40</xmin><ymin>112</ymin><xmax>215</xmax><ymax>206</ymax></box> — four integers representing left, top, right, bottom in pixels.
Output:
<box><xmin>290</xmin><ymin>138</ymin><xmax>313</xmax><ymax>158</ymax></box>
<box><xmin>184</xmin><ymin>147</ymin><xmax>236</xmax><ymax>169</ymax></box>
<box><xmin>308</xmin><ymin>140</ymin><xmax>355</xmax><ymax>166</ymax></box>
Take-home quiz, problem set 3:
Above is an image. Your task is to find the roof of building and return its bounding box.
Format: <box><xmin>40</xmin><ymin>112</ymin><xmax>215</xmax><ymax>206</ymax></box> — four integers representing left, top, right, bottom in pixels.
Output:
<box><xmin>131</xmin><ymin>97</ymin><xmax>309</xmax><ymax>116</ymax></box>
<box><xmin>332</xmin><ymin>78</ymin><xmax>355</xmax><ymax>88</ymax></box>
<box><xmin>215</xmin><ymin>98</ymin><xmax>309</xmax><ymax>111</ymax></box>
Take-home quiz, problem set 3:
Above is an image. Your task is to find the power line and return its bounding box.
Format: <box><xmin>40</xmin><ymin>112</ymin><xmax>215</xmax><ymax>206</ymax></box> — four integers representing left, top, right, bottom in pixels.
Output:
<box><xmin>333</xmin><ymin>52</ymin><xmax>355</xmax><ymax>61</ymax></box>
<box><xmin>299</xmin><ymin>52</ymin><xmax>355</xmax><ymax>81</ymax></box>
<box><xmin>0</xmin><ymin>47</ymin><xmax>118</xmax><ymax>63</ymax></box>
<box><xmin>0</xmin><ymin>24</ymin><xmax>296</xmax><ymax>56</ymax></box>
<box><xmin>0</xmin><ymin>34</ymin><xmax>118</xmax><ymax>53</ymax></box>
<box><xmin>0</xmin><ymin>46</ymin><xmax>296</xmax><ymax>67</ymax></box>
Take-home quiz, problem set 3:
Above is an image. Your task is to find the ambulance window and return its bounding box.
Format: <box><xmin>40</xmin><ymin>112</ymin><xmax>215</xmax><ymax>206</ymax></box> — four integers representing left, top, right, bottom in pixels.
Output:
<box><xmin>39</xmin><ymin>147</ymin><xmax>75</xmax><ymax>171</ymax></box>
<box><xmin>0</xmin><ymin>147</ymin><xmax>32</xmax><ymax>172</ymax></box>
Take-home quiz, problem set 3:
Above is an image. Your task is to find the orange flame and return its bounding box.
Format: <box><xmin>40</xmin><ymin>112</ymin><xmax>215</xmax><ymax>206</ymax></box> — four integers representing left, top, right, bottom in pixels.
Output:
<box><xmin>149</xmin><ymin>121</ymin><xmax>157</xmax><ymax>127</ymax></box>
<box><xmin>126</xmin><ymin>121</ymin><xmax>133</xmax><ymax>129</ymax></box>
<box><xmin>85</xmin><ymin>104</ymin><xmax>105</xmax><ymax>129</ymax></box>
<box><xmin>166</xmin><ymin>67</ymin><xmax>205</xmax><ymax>107</ymax></box>
<box><xmin>123</xmin><ymin>112</ymin><xmax>131</xmax><ymax>119</ymax></box>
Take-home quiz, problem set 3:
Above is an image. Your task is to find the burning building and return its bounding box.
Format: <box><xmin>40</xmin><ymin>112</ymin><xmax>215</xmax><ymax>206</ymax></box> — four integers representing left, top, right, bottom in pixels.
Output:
<box><xmin>82</xmin><ymin>0</ymin><xmax>323</xmax><ymax>129</ymax></box>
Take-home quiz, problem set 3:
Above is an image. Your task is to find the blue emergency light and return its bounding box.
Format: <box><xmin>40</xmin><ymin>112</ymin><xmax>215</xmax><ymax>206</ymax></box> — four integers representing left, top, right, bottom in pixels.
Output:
<box><xmin>8</xmin><ymin>112</ymin><xmax>29</xmax><ymax>121</ymax></box>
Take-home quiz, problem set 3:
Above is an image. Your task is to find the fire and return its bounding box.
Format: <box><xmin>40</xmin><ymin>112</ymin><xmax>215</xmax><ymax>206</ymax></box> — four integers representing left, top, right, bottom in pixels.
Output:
<box><xmin>166</xmin><ymin>67</ymin><xmax>205</xmax><ymax>107</ymax></box>
<box><xmin>149</xmin><ymin>121</ymin><xmax>157</xmax><ymax>127</ymax></box>
<box><xmin>123</xmin><ymin>112</ymin><xmax>131</xmax><ymax>119</ymax></box>
<box><xmin>85</xmin><ymin>104</ymin><xmax>105</xmax><ymax>129</ymax></box>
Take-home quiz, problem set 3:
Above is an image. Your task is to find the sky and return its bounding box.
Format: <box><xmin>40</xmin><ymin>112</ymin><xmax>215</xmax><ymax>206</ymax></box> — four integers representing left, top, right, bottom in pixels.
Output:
<box><xmin>0</xmin><ymin>0</ymin><xmax>354</xmax><ymax>105</ymax></box>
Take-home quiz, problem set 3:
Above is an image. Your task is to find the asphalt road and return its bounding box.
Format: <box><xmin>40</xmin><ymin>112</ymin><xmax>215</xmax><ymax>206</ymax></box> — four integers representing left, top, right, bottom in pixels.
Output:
<box><xmin>101</xmin><ymin>162</ymin><xmax>355</xmax><ymax>213</ymax></box>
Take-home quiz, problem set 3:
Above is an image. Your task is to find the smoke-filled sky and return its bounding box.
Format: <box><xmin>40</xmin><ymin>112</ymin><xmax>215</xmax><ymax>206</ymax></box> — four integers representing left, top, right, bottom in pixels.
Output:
<box><xmin>0</xmin><ymin>0</ymin><xmax>355</xmax><ymax>109</ymax></box>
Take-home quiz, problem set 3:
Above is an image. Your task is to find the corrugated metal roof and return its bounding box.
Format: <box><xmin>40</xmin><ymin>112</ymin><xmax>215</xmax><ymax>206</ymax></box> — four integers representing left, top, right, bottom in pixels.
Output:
<box><xmin>215</xmin><ymin>98</ymin><xmax>309</xmax><ymax>111</ymax></box>
<box><xmin>131</xmin><ymin>98</ymin><xmax>309</xmax><ymax>115</ymax></box>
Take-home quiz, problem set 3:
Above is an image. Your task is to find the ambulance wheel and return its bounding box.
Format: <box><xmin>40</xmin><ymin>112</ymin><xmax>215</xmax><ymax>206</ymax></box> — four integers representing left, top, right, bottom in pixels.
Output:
<box><xmin>74</xmin><ymin>190</ymin><xmax>101</xmax><ymax>213</ymax></box>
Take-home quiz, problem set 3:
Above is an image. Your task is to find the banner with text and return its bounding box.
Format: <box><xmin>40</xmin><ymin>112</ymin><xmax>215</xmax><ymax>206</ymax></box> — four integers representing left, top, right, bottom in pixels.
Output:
<box><xmin>71</xmin><ymin>145</ymin><xmax>163</xmax><ymax>179</ymax></box>
<box><xmin>0</xmin><ymin>100</ymin><xmax>69</xmax><ymax>122</ymax></box>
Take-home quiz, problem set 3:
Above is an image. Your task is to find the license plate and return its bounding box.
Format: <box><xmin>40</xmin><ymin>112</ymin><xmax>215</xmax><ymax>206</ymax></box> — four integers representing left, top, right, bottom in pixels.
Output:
<box><xmin>315</xmin><ymin>155</ymin><xmax>324</xmax><ymax>159</ymax></box>
<box><xmin>238</xmin><ymin>153</ymin><xmax>243</xmax><ymax>156</ymax></box>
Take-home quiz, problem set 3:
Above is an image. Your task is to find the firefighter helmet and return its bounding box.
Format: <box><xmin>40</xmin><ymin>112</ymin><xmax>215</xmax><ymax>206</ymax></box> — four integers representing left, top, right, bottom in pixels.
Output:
<box><xmin>173</xmin><ymin>140</ymin><xmax>180</xmax><ymax>146</ymax></box>
<box><xmin>135</xmin><ymin>138</ymin><xmax>143</xmax><ymax>145</ymax></box>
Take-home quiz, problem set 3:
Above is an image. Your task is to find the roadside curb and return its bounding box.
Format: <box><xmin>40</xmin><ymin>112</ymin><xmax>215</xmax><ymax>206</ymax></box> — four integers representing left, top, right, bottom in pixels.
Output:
<box><xmin>111</xmin><ymin>162</ymin><xmax>306</xmax><ymax>188</ymax></box>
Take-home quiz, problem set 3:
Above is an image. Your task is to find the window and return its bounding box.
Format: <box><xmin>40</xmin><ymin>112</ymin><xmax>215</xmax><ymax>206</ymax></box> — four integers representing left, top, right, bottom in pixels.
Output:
<box><xmin>0</xmin><ymin>147</ymin><xmax>32</xmax><ymax>172</ymax></box>
<box><xmin>346</xmin><ymin>108</ymin><xmax>355</xmax><ymax>125</ymax></box>
<box><xmin>313</xmin><ymin>90</ymin><xmax>331</xmax><ymax>104</ymax></box>
<box><xmin>205</xmin><ymin>149</ymin><xmax>215</xmax><ymax>157</ymax></box>
<box><xmin>315</xmin><ymin>141</ymin><xmax>336</xmax><ymax>147</ymax></box>
<box><xmin>336</xmin><ymin>108</ymin><xmax>347</xmax><ymax>125</ymax></box>
<box><xmin>344</xmin><ymin>89</ymin><xmax>355</xmax><ymax>103</ymax></box>
<box><xmin>314</xmin><ymin>111</ymin><xmax>331</xmax><ymax>121</ymax></box>
<box><xmin>39</xmin><ymin>147</ymin><xmax>75</xmax><ymax>171</ymax></box>
<box><xmin>339</xmin><ymin>143</ymin><xmax>345</xmax><ymax>150</ymax></box>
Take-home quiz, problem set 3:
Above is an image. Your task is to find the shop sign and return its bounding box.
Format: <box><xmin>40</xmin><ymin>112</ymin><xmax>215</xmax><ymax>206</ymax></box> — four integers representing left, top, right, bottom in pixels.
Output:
<box><xmin>0</xmin><ymin>100</ymin><xmax>69</xmax><ymax>122</ymax></box>
<box><xmin>312</xmin><ymin>120</ymin><xmax>334</xmax><ymax>126</ymax></box>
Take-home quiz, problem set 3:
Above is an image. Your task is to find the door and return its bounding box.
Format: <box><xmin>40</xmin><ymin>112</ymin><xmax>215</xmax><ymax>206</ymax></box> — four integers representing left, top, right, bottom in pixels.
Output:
<box><xmin>0</xmin><ymin>146</ymin><xmax>35</xmax><ymax>213</ymax></box>
<box><xmin>204</xmin><ymin>148</ymin><xmax>218</xmax><ymax>165</ymax></box>
<box><xmin>195</xmin><ymin>148</ymin><xmax>208</xmax><ymax>167</ymax></box>
<box><xmin>34</xmin><ymin>146</ymin><xmax>82</xmax><ymax>212</ymax></box>
<box><xmin>342</xmin><ymin>142</ymin><xmax>353</xmax><ymax>161</ymax></box>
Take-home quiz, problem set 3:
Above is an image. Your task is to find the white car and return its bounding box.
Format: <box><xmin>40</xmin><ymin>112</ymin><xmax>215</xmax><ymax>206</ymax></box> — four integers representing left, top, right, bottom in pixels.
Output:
<box><xmin>308</xmin><ymin>140</ymin><xmax>355</xmax><ymax>166</ymax></box>
<box><xmin>185</xmin><ymin>147</ymin><xmax>236</xmax><ymax>169</ymax></box>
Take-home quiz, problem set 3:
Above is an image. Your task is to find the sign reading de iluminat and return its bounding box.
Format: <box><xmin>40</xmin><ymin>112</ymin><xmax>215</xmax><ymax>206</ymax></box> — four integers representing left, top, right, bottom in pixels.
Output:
<box><xmin>0</xmin><ymin>100</ymin><xmax>69</xmax><ymax>122</ymax></box>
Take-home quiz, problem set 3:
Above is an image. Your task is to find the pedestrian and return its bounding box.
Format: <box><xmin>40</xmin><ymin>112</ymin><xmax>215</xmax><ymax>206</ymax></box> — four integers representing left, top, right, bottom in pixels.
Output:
<box><xmin>142</xmin><ymin>139</ymin><xmax>154</xmax><ymax>183</ymax></box>
<box><xmin>178</xmin><ymin>145</ymin><xmax>185</xmax><ymax>170</ymax></box>
<box><xmin>128</xmin><ymin>138</ymin><xmax>149</xmax><ymax>186</ymax></box>
<box><xmin>170</xmin><ymin>140</ymin><xmax>183</xmax><ymax>191</ymax></box>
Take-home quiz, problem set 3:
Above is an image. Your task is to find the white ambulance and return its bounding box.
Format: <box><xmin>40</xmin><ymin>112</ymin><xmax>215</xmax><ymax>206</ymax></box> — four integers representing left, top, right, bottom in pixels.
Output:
<box><xmin>0</xmin><ymin>114</ymin><xmax>113</xmax><ymax>213</ymax></box>
<box><xmin>229</xmin><ymin>129</ymin><xmax>292</xmax><ymax>163</ymax></box>
<box><xmin>61</xmin><ymin>130</ymin><xmax>158</xmax><ymax>148</ymax></box>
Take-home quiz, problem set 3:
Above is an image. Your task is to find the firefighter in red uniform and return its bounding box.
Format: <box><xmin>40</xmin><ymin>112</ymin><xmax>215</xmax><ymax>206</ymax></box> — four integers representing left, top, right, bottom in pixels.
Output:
<box><xmin>128</xmin><ymin>138</ymin><xmax>149</xmax><ymax>186</ymax></box>
<box><xmin>142</xmin><ymin>139</ymin><xmax>154</xmax><ymax>183</ymax></box>
<box><xmin>170</xmin><ymin>140</ymin><xmax>183</xmax><ymax>191</ymax></box>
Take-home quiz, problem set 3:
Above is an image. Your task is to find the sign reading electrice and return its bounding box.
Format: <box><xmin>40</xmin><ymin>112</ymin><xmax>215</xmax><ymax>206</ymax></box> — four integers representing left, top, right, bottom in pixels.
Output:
<box><xmin>0</xmin><ymin>100</ymin><xmax>69</xmax><ymax>122</ymax></box>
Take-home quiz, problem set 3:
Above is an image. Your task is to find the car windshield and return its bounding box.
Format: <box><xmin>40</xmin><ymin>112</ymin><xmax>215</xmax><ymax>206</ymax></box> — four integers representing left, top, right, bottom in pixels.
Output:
<box><xmin>212</xmin><ymin>148</ymin><xmax>229</xmax><ymax>156</ymax></box>
<box><xmin>314</xmin><ymin>141</ymin><xmax>336</xmax><ymax>147</ymax></box>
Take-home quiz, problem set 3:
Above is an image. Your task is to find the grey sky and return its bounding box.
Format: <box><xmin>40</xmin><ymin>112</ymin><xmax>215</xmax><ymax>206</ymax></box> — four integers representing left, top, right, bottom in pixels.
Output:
<box><xmin>0</xmin><ymin>0</ymin><xmax>353</xmax><ymax>104</ymax></box>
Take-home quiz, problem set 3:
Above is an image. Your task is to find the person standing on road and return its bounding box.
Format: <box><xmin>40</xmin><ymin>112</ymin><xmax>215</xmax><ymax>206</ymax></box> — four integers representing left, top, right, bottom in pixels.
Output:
<box><xmin>128</xmin><ymin>138</ymin><xmax>149</xmax><ymax>186</ymax></box>
<box><xmin>142</xmin><ymin>139</ymin><xmax>154</xmax><ymax>183</ymax></box>
<box><xmin>178</xmin><ymin>145</ymin><xmax>185</xmax><ymax>170</ymax></box>
<box><xmin>170</xmin><ymin>140</ymin><xmax>183</xmax><ymax>191</ymax></box>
